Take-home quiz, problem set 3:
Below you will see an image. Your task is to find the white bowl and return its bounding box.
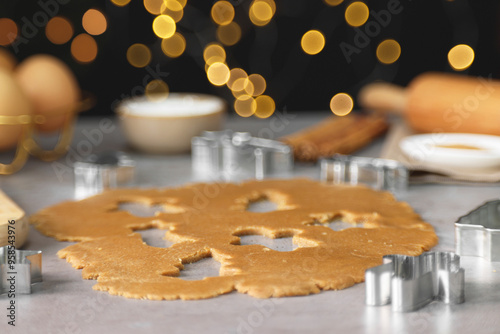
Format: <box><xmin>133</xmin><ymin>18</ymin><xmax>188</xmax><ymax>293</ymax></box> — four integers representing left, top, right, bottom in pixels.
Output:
<box><xmin>399</xmin><ymin>133</ymin><xmax>500</xmax><ymax>169</ymax></box>
<box><xmin>116</xmin><ymin>93</ymin><xmax>226</xmax><ymax>154</ymax></box>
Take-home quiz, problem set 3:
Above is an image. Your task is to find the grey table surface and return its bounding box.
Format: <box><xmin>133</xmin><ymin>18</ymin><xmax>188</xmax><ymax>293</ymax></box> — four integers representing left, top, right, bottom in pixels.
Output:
<box><xmin>1</xmin><ymin>112</ymin><xmax>499</xmax><ymax>334</ymax></box>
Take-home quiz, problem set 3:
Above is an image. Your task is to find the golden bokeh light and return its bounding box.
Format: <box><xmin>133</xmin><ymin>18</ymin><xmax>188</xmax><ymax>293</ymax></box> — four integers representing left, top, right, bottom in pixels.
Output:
<box><xmin>144</xmin><ymin>0</ymin><xmax>164</xmax><ymax>15</ymax></box>
<box><xmin>111</xmin><ymin>0</ymin><xmax>131</xmax><ymax>6</ymax></box>
<box><xmin>254</xmin><ymin>95</ymin><xmax>275</xmax><ymax>118</ymax></box>
<box><xmin>262</xmin><ymin>0</ymin><xmax>276</xmax><ymax>14</ymax></box>
<box><xmin>145</xmin><ymin>79</ymin><xmax>169</xmax><ymax>101</ymax></box>
<box><xmin>163</xmin><ymin>0</ymin><xmax>183</xmax><ymax>11</ymax></box>
<box><xmin>203</xmin><ymin>43</ymin><xmax>226</xmax><ymax>65</ymax></box>
<box><xmin>250</xmin><ymin>1</ymin><xmax>273</xmax><ymax>23</ymax></box>
<box><xmin>161</xmin><ymin>32</ymin><xmax>186</xmax><ymax>58</ymax></box>
<box><xmin>231</xmin><ymin>79</ymin><xmax>253</xmax><ymax>98</ymax></box>
<box><xmin>247</xmin><ymin>74</ymin><xmax>266</xmax><ymax>96</ymax></box>
<box><xmin>330</xmin><ymin>93</ymin><xmax>353</xmax><ymax>116</ymax></box>
<box><xmin>207</xmin><ymin>62</ymin><xmax>230</xmax><ymax>86</ymax></box>
<box><xmin>324</xmin><ymin>0</ymin><xmax>343</xmax><ymax>6</ymax></box>
<box><xmin>301</xmin><ymin>30</ymin><xmax>325</xmax><ymax>55</ymax></box>
<box><xmin>71</xmin><ymin>34</ymin><xmax>98</xmax><ymax>64</ymax></box>
<box><xmin>227</xmin><ymin>68</ymin><xmax>247</xmax><ymax>90</ymax></box>
<box><xmin>153</xmin><ymin>15</ymin><xmax>176</xmax><ymax>39</ymax></box>
<box><xmin>46</xmin><ymin>17</ymin><xmax>73</xmax><ymax>45</ymax></box>
<box><xmin>176</xmin><ymin>0</ymin><xmax>187</xmax><ymax>8</ymax></box>
<box><xmin>161</xmin><ymin>0</ymin><xmax>184</xmax><ymax>22</ymax></box>
<box><xmin>376</xmin><ymin>39</ymin><xmax>401</xmax><ymax>64</ymax></box>
<box><xmin>127</xmin><ymin>43</ymin><xmax>152</xmax><ymax>68</ymax></box>
<box><xmin>234</xmin><ymin>95</ymin><xmax>257</xmax><ymax>117</ymax></box>
<box><xmin>231</xmin><ymin>78</ymin><xmax>254</xmax><ymax>96</ymax></box>
<box><xmin>216</xmin><ymin>22</ymin><xmax>242</xmax><ymax>46</ymax></box>
<box><xmin>82</xmin><ymin>9</ymin><xmax>107</xmax><ymax>36</ymax></box>
<box><xmin>448</xmin><ymin>44</ymin><xmax>475</xmax><ymax>71</ymax></box>
<box><xmin>0</xmin><ymin>18</ymin><xmax>18</xmax><ymax>46</ymax></box>
<box><xmin>345</xmin><ymin>2</ymin><xmax>369</xmax><ymax>27</ymax></box>
<box><xmin>211</xmin><ymin>1</ymin><xmax>235</xmax><ymax>26</ymax></box>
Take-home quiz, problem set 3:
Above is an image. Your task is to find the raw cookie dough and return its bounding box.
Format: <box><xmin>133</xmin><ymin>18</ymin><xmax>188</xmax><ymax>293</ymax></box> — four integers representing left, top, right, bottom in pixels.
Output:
<box><xmin>31</xmin><ymin>178</ymin><xmax>438</xmax><ymax>300</ymax></box>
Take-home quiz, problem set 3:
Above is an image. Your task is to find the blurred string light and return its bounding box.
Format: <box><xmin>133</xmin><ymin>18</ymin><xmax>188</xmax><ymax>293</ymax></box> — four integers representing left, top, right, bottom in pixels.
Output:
<box><xmin>227</xmin><ymin>68</ymin><xmax>248</xmax><ymax>90</ymax></box>
<box><xmin>161</xmin><ymin>32</ymin><xmax>186</xmax><ymax>58</ymax></box>
<box><xmin>46</xmin><ymin>17</ymin><xmax>73</xmax><ymax>45</ymax></box>
<box><xmin>254</xmin><ymin>95</ymin><xmax>275</xmax><ymax>118</ymax></box>
<box><xmin>345</xmin><ymin>2</ymin><xmax>369</xmax><ymax>27</ymax></box>
<box><xmin>161</xmin><ymin>0</ymin><xmax>184</xmax><ymax>22</ymax></box>
<box><xmin>231</xmin><ymin>78</ymin><xmax>253</xmax><ymax>98</ymax></box>
<box><xmin>211</xmin><ymin>1</ymin><xmax>235</xmax><ymax>26</ymax></box>
<box><xmin>0</xmin><ymin>18</ymin><xmax>18</xmax><ymax>46</ymax></box>
<box><xmin>216</xmin><ymin>22</ymin><xmax>242</xmax><ymax>46</ymax></box>
<box><xmin>82</xmin><ymin>9</ymin><xmax>107</xmax><ymax>36</ymax></box>
<box><xmin>203</xmin><ymin>43</ymin><xmax>226</xmax><ymax>65</ymax></box>
<box><xmin>145</xmin><ymin>79</ymin><xmax>169</xmax><ymax>100</ymax></box>
<box><xmin>207</xmin><ymin>62</ymin><xmax>230</xmax><ymax>86</ymax></box>
<box><xmin>301</xmin><ymin>30</ymin><xmax>325</xmax><ymax>55</ymax></box>
<box><xmin>249</xmin><ymin>0</ymin><xmax>275</xmax><ymax>26</ymax></box>
<box><xmin>248</xmin><ymin>74</ymin><xmax>266</xmax><ymax>96</ymax></box>
<box><xmin>111</xmin><ymin>0</ymin><xmax>131</xmax><ymax>7</ymax></box>
<box><xmin>71</xmin><ymin>34</ymin><xmax>98</xmax><ymax>63</ymax></box>
<box><xmin>376</xmin><ymin>39</ymin><xmax>401</xmax><ymax>64</ymax></box>
<box><xmin>448</xmin><ymin>44</ymin><xmax>474</xmax><ymax>71</ymax></box>
<box><xmin>127</xmin><ymin>43</ymin><xmax>152</xmax><ymax>68</ymax></box>
<box><xmin>324</xmin><ymin>0</ymin><xmax>343</xmax><ymax>6</ymax></box>
<box><xmin>153</xmin><ymin>15</ymin><xmax>176</xmax><ymax>38</ymax></box>
<box><xmin>330</xmin><ymin>93</ymin><xmax>353</xmax><ymax>116</ymax></box>
<box><xmin>144</xmin><ymin>0</ymin><xmax>165</xmax><ymax>15</ymax></box>
<box><xmin>234</xmin><ymin>95</ymin><xmax>257</xmax><ymax>117</ymax></box>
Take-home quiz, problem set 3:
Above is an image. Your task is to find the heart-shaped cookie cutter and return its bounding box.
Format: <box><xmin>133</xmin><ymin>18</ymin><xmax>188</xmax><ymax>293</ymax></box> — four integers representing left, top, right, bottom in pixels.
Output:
<box><xmin>455</xmin><ymin>200</ymin><xmax>500</xmax><ymax>262</ymax></box>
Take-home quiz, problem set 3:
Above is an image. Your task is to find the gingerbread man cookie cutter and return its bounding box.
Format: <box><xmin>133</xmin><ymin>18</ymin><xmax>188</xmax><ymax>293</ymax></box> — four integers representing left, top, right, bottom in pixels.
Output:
<box><xmin>1</xmin><ymin>246</ymin><xmax>42</xmax><ymax>294</ymax></box>
<box><xmin>320</xmin><ymin>154</ymin><xmax>409</xmax><ymax>192</ymax></box>
<box><xmin>191</xmin><ymin>130</ymin><xmax>293</xmax><ymax>181</ymax></box>
<box><xmin>455</xmin><ymin>200</ymin><xmax>500</xmax><ymax>262</ymax></box>
<box><xmin>365</xmin><ymin>252</ymin><xmax>465</xmax><ymax>312</ymax></box>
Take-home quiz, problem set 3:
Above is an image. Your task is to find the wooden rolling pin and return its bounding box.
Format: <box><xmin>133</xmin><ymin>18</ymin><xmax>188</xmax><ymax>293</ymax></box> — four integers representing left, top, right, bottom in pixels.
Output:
<box><xmin>0</xmin><ymin>189</ymin><xmax>29</xmax><ymax>248</ymax></box>
<box><xmin>358</xmin><ymin>72</ymin><xmax>500</xmax><ymax>135</ymax></box>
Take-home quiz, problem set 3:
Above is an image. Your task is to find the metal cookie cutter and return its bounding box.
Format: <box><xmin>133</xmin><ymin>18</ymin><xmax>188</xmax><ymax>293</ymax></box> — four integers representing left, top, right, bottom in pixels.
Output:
<box><xmin>455</xmin><ymin>200</ymin><xmax>500</xmax><ymax>262</ymax></box>
<box><xmin>1</xmin><ymin>246</ymin><xmax>42</xmax><ymax>294</ymax></box>
<box><xmin>74</xmin><ymin>151</ymin><xmax>135</xmax><ymax>199</ymax></box>
<box><xmin>191</xmin><ymin>130</ymin><xmax>293</xmax><ymax>181</ymax></box>
<box><xmin>365</xmin><ymin>252</ymin><xmax>465</xmax><ymax>312</ymax></box>
<box><xmin>320</xmin><ymin>154</ymin><xmax>408</xmax><ymax>192</ymax></box>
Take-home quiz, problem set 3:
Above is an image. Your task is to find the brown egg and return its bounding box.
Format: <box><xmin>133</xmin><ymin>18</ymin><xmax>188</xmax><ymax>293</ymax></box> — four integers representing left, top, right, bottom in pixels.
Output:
<box><xmin>15</xmin><ymin>54</ymin><xmax>80</xmax><ymax>133</ymax></box>
<box><xmin>0</xmin><ymin>69</ymin><xmax>33</xmax><ymax>151</ymax></box>
<box><xmin>0</xmin><ymin>47</ymin><xmax>16</xmax><ymax>72</ymax></box>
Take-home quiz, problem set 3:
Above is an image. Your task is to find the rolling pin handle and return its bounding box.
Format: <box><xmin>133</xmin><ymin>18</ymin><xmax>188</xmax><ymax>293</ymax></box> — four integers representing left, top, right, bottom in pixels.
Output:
<box><xmin>358</xmin><ymin>82</ymin><xmax>407</xmax><ymax>115</ymax></box>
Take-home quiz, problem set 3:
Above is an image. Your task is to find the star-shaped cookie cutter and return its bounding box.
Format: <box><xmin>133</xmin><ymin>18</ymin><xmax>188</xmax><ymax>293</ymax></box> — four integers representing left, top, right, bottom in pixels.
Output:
<box><xmin>191</xmin><ymin>130</ymin><xmax>293</xmax><ymax>181</ymax></box>
<box><xmin>1</xmin><ymin>246</ymin><xmax>42</xmax><ymax>294</ymax></box>
<box><xmin>455</xmin><ymin>199</ymin><xmax>500</xmax><ymax>262</ymax></box>
<box><xmin>365</xmin><ymin>252</ymin><xmax>465</xmax><ymax>312</ymax></box>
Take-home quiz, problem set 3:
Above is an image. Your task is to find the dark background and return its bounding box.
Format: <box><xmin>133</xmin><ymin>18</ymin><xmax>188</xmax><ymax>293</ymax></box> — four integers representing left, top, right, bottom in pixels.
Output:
<box><xmin>1</xmin><ymin>0</ymin><xmax>499</xmax><ymax>116</ymax></box>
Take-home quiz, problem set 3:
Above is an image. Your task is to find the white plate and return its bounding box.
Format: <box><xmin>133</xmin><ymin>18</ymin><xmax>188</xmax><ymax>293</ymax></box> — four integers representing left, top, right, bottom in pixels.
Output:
<box><xmin>399</xmin><ymin>133</ymin><xmax>500</xmax><ymax>169</ymax></box>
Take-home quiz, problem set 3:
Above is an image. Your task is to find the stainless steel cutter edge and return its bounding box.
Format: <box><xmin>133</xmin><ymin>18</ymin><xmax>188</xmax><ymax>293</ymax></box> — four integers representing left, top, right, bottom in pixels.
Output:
<box><xmin>191</xmin><ymin>130</ymin><xmax>293</xmax><ymax>180</ymax></box>
<box><xmin>320</xmin><ymin>154</ymin><xmax>409</xmax><ymax>192</ymax></box>
<box><xmin>365</xmin><ymin>251</ymin><xmax>465</xmax><ymax>312</ymax></box>
<box><xmin>73</xmin><ymin>151</ymin><xmax>136</xmax><ymax>199</ymax></box>
<box><xmin>455</xmin><ymin>199</ymin><xmax>500</xmax><ymax>262</ymax></box>
<box><xmin>0</xmin><ymin>246</ymin><xmax>42</xmax><ymax>294</ymax></box>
